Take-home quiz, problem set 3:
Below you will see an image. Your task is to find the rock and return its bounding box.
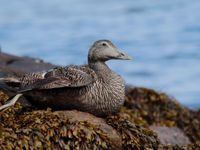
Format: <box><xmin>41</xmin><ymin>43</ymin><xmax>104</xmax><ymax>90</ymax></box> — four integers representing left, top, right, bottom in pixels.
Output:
<box><xmin>0</xmin><ymin>52</ymin><xmax>57</xmax><ymax>98</ymax></box>
<box><xmin>0</xmin><ymin>52</ymin><xmax>56</xmax><ymax>77</ymax></box>
<box><xmin>0</xmin><ymin>91</ymin><xmax>159</xmax><ymax>150</ymax></box>
<box><xmin>159</xmin><ymin>142</ymin><xmax>200</xmax><ymax>150</ymax></box>
<box><xmin>150</xmin><ymin>126</ymin><xmax>191</xmax><ymax>145</ymax></box>
<box><xmin>0</xmin><ymin>52</ymin><xmax>200</xmax><ymax>149</ymax></box>
<box><xmin>56</xmin><ymin>110</ymin><xmax>122</xmax><ymax>149</ymax></box>
<box><xmin>125</xmin><ymin>87</ymin><xmax>200</xmax><ymax>143</ymax></box>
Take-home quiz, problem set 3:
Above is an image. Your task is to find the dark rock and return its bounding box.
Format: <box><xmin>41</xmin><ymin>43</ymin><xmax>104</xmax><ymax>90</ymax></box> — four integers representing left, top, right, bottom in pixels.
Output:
<box><xmin>0</xmin><ymin>52</ymin><xmax>57</xmax><ymax>97</ymax></box>
<box><xmin>0</xmin><ymin>52</ymin><xmax>56</xmax><ymax>77</ymax></box>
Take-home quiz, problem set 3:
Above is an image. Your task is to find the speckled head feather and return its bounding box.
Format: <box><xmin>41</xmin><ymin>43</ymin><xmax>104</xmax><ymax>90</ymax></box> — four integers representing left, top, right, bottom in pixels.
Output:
<box><xmin>88</xmin><ymin>40</ymin><xmax>131</xmax><ymax>62</ymax></box>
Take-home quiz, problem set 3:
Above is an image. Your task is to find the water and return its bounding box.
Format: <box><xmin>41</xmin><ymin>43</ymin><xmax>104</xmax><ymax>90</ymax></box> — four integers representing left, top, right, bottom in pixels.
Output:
<box><xmin>0</xmin><ymin>0</ymin><xmax>200</xmax><ymax>109</ymax></box>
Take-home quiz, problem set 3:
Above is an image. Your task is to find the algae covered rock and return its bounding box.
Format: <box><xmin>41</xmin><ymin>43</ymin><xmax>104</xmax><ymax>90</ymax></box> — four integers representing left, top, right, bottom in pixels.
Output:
<box><xmin>158</xmin><ymin>141</ymin><xmax>200</xmax><ymax>150</ymax></box>
<box><xmin>1</xmin><ymin>86</ymin><xmax>200</xmax><ymax>149</ymax></box>
<box><xmin>125</xmin><ymin>87</ymin><xmax>200</xmax><ymax>149</ymax></box>
<box><xmin>0</xmin><ymin>91</ymin><xmax>159</xmax><ymax>150</ymax></box>
<box><xmin>0</xmin><ymin>94</ymin><xmax>119</xmax><ymax>149</ymax></box>
<box><xmin>106</xmin><ymin>115</ymin><xmax>159</xmax><ymax>150</ymax></box>
<box><xmin>1</xmin><ymin>86</ymin><xmax>200</xmax><ymax>150</ymax></box>
<box><xmin>0</xmin><ymin>52</ymin><xmax>200</xmax><ymax>149</ymax></box>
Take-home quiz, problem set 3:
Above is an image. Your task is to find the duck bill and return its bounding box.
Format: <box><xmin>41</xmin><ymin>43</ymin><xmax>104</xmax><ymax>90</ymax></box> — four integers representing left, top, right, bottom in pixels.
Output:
<box><xmin>115</xmin><ymin>49</ymin><xmax>132</xmax><ymax>60</ymax></box>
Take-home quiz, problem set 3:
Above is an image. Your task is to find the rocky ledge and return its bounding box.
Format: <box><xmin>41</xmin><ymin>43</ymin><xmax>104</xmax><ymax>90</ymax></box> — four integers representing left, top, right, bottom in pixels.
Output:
<box><xmin>0</xmin><ymin>52</ymin><xmax>200</xmax><ymax>149</ymax></box>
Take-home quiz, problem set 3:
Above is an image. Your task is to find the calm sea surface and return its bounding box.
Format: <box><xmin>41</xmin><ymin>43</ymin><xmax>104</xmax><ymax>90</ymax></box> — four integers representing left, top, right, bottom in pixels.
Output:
<box><xmin>0</xmin><ymin>0</ymin><xmax>200</xmax><ymax>109</ymax></box>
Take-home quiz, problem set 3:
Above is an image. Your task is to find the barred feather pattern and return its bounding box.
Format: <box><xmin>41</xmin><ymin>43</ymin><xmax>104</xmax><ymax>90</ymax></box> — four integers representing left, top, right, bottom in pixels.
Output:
<box><xmin>0</xmin><ymin>40</ymin><xmax>129</xmax><ymax>116</ymax></box>
<box><xmin>21</xmin><ymin>62</ymin><xmax>125</xmax><ymax>116</ymax></box>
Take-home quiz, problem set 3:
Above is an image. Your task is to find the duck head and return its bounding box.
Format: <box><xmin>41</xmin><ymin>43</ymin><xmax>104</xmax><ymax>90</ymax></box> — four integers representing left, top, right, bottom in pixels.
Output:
<box><xmin>88</xmin><ymin>40</ymin><xmax>132</xmax><ymax>63</ymax></box>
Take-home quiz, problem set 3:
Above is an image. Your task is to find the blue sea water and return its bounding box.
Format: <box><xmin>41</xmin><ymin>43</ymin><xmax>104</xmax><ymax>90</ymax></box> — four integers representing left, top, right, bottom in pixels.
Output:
<box><xmin>0</xmin><ymin>0</ymin><xmax>200</xmax><ymax>109</ymax></box>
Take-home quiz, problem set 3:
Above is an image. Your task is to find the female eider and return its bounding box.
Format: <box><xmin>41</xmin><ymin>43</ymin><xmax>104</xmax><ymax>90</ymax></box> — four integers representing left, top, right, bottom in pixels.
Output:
<box><xmin>0</xmin><ymin>40</ymin><xmax>131</xmax><ymax>116</ymax></box>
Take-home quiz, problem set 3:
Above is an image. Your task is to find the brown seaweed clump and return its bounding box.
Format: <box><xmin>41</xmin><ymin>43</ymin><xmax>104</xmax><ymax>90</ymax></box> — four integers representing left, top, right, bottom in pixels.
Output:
<box><xmin>125</xmin><ymin>87</ymin><xmax>200</xmax><ymax>146</ymax></box>
<box><xmin>106</xmin><ymin>115</ymin><xmax>159</xmax><ymax>150</ymax></box>
<box><xmin>158</xmin><ymin>141</ymin><xmax>200</xmax><ymax>150</ymax></box>
<box><xmin>0</xmin><ymin>90</ymin><xmax>159</xmax><ymax>150</ymax></box>
<box><xmin>0</xmin><ymin>103</ymin><xmax>114</xmax><ymax>149</ymax></box>
<box><xmin>1</xmin><ymin>86</ymin><xmax>200</xmax><ymax>149</ymax></box>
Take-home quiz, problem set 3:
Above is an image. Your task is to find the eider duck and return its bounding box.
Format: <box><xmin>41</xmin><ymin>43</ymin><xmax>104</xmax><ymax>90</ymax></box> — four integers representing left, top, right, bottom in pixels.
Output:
<box><xmin>0</xmin><ymin>40</ymin><xmax>131</xmax><ymax>116</ymax></box>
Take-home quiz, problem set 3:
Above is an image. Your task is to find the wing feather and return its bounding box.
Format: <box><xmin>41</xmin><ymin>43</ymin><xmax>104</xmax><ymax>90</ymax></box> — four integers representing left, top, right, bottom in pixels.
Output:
<box><xmin>19</xmin><ymin>65</ymin><xmax>97</xmax><ymax>92</ymax></box>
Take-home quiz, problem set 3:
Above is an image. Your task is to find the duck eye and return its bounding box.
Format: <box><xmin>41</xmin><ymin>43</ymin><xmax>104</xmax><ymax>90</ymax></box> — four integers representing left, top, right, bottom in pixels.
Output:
<box><xmin>102</xmin><ymin>42</ymin><xmax>107</xmax><ymax>46</ymax></box>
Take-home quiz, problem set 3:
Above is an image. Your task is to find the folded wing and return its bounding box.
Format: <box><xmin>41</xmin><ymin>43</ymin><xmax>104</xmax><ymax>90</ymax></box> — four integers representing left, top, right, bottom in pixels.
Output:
<box><xmin>19</xmin><ymin>65</ymin><xmax>97</xmax><ymax>92</ymax></box>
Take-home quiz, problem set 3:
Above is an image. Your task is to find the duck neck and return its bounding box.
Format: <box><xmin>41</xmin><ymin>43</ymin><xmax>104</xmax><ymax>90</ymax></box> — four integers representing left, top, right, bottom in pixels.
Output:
<box><xmin>89</xmin><ymin>61</ymin><xmax>112</xmax><ymax>79</ymax></box>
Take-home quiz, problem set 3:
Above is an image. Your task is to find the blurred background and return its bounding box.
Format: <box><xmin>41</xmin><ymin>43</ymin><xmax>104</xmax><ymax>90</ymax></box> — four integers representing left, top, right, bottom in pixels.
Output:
<box><xmin>0</xmin><ymin>0</ymin><xmax>199</xmax><ymax>109</ymax></box>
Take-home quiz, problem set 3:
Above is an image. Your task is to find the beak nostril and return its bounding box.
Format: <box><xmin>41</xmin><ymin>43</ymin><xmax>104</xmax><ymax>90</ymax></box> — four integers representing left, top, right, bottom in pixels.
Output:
<box><xmin>116</xmin><ymin>51</ymin><xmax>132</xmax><ymax>60</ymax></box>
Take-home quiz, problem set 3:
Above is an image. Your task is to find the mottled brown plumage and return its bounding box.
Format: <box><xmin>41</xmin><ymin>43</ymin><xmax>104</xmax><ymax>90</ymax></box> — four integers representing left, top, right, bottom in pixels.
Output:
<box><xmin>0</xmin><ymin>40</ymin><xmax>131</xmax><ymax>116</ymax></box>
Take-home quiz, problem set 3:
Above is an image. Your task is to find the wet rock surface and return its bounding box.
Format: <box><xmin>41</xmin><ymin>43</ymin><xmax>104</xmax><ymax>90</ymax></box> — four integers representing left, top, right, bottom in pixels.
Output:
<box><xmin>150</xmin><ymin>126</ymin><xmax>191</xmax><ymax>145</ymax></box>
<box><xmin>0</xmin><ymin>52</ymin><xmax>200</xmax><ymax>149</ymax></box>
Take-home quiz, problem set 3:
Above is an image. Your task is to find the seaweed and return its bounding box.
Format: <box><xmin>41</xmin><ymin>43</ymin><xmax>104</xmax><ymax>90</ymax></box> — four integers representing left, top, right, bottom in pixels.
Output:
<box><xmin>106</xmin><ymin>115</ymin><xmax>159</xmax><ymax>150</ymax></box>
<box><xmin>0</xmin><ymin>86</ymin><xmax>200</xmax><ymax>149</ymax></box>
<box><xmin>0</xmin><ymin>92</ymin><xmax>114</xmax><ymax>150</ymax></box>
<box><xmin>125</xmin><ymin>87</ymin><xmax>200</xmax><ymax>143</ymax></box>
